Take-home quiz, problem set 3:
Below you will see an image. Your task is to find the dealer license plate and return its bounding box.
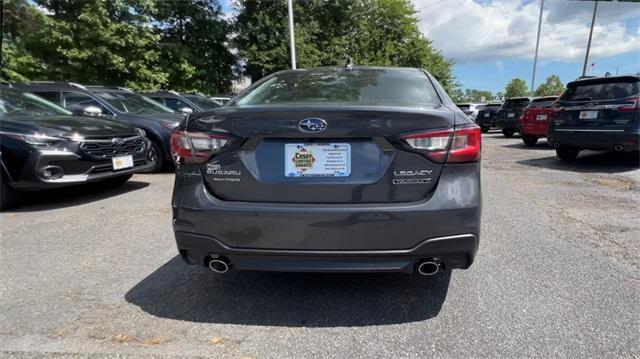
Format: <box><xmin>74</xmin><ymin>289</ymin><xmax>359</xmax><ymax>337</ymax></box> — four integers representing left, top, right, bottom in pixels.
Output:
<box><xmin>285</xmin><ymin>143</ymin><xmax>351</xmax><ymax>177</ymax></box>
<box><xmin>112</xmin><ymin>155</ymin><xmax>133</xmax><ymax>170</ymax></box>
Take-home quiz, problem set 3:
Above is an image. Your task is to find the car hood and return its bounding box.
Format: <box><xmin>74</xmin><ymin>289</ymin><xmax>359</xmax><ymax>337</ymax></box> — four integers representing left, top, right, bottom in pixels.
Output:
<box><xmin>0</xmin><ymin>115</ymin><xmax>139</xmax><ymax>138</ymax></box>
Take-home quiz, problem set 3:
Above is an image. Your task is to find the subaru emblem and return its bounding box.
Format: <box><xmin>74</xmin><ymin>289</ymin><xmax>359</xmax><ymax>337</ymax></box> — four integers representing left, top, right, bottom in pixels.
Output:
<box><xmin>111</xmin><ymin>138</ymin><xmax>125</xmax><ymax>146</ymax></box>
<box><xmin>298</xmin><ymin>118</ymin><xmax>327</xmax><ymax>133</ymax></box>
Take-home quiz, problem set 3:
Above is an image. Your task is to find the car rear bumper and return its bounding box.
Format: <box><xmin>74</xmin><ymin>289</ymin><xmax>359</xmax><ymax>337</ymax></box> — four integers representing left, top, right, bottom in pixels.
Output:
<box><xmin>172</xmin><ymin>163</ymin><xmax>482</xmax><ymax>272</ymax></box>
<box><xmin>175</xmin><ymin>231</ymin><xmax>477</xmax><ymax>273</ymax></box>
<box><xmin>495</xmin><ymin>118</ymin><xmax>518</xmax><ymax>130</ymax></box>
<box><xmin>548</xmin><ymin>129</ymin><xmax>640</xmax><ymax>151</ymax></box>
<box><xmin>521</xmin><ymin>123</ymin><xmax>549</xmax><ymax>137</ymax></box>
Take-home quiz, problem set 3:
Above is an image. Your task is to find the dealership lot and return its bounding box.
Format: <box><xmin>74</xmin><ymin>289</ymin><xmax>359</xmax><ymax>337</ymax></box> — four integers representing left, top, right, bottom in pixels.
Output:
<box><xmin>0</xmin><ymin>134</ymin><xmax>638</xmax><ymax>358</ymax></box>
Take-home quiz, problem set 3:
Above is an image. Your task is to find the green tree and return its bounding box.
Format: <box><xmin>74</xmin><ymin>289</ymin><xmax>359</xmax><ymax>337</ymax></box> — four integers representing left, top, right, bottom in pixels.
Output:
<box><xmin>18</xmin><ymin>0</ymin><xmax>168</xmax><ymax>89</ymax></box>
<box><xmin>234</xmin><ymin>0</ymin><xmax>454</xmax><ymax>92</ymax></box>
<box><xmin>154</xmin><ymin>0</ymin><xmax>236</xmax><ymax>93</ymax></box>
<box><xmin>1</xmin><ymin>0</ymin><xmax>48</xmax><ymax>81</ymax></box>
<box><xmin>534</xmin><ymin>75</ymin><xmax>564</xmax><ymax>96</ymax></box>
<box><xmin>464</xmin><ymin>89</ymin><xmax>494</xmax><ymax>102</ymax></box>
<box><xmin>504</xmin><ymin>78</ymin><xmax>528</xmax><ymax>98</ymax></box>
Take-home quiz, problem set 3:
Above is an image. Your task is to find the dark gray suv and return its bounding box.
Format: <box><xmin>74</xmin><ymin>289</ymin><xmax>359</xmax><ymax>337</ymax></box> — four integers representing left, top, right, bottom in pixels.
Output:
<box><xmin>171</xmin><ymin>67</ymin><xmax>481</xmax><ymax>276</ymax></box>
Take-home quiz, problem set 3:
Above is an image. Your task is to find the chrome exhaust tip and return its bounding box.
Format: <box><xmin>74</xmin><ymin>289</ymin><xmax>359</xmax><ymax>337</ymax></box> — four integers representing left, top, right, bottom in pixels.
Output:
<box><xmin>208</xmin><ymin>257</ymin><xmax>231</xmax><ymax>274</ymax></box>
<box><xmin>614</xmin><ymin>144</ymin><xmax>624</xmax><ymax>152</ymax></box>
<box><xmin>417</xmin><ymin>260</ymin><xmax>440</xmax><ymax>276</ymax></box>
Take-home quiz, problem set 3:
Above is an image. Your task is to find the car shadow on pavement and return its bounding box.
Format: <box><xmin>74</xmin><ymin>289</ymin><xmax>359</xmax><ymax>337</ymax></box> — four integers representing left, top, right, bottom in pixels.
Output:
<box><xmin>501</xmin><ymin>142</ymin><xmax>554</xmax><ymax>150</ymax></box>
<box><xmin>517</xmin><ymin>151</ymin><xmax>639</xmax><ymax>173</ymax></box>
<box><xmin>8</xmin><ymin>180</ymin><xmax>150</xmax><ymax>212</ymax></box>
<box><xmin>125</xmin><ymin>256</ymin><xmax>452</xmax><ymax>327</ymax></box>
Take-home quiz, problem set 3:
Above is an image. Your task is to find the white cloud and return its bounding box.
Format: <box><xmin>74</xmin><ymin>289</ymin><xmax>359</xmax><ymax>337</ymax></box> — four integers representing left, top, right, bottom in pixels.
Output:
<box><xmin>414</xmin><ymin>0</ymin><xmax>640</xmax><ymax>63</ymax></box>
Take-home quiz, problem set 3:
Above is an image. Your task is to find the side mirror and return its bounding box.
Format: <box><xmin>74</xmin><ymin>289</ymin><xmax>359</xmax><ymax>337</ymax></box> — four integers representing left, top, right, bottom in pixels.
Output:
<box><xmin>179</xmin><ymin>107</ymin><xmax>194</xmax><ymax>114</ymax></box>
<box><xmin>83</xmin><ymin>106</ymin><xmax>103</xmax><ymax>116</ymax></box>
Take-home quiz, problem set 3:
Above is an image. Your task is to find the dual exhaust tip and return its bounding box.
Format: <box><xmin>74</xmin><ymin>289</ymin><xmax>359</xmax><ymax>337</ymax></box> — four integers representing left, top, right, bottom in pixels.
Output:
<box><xmin>208</xmin><ymin>256</ymin><xmax>442</xmax><ymax>276</ymax></box>
<box><xmin>417</xmin><ymin>259</ymin><xmax>441</xmax><ymax>276</ymax></box>
<box><xmin>208</xmin><ymin>256</ymin><xmax>231</xmax><ymax>274</ymax></box>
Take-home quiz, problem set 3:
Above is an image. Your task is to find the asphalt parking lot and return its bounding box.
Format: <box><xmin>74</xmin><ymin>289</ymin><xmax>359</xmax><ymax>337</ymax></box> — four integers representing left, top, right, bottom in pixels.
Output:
<box><xmin>1</xmin><ymin>133</ymin><xmax>638</xmax><ymax>358</ymax></box>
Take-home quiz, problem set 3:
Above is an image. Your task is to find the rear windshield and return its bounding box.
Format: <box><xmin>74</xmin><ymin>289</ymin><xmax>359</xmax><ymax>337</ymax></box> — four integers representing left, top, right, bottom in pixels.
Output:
<box><xmin>528</xmin><ymin>97</ymin><xmax>557</xmax><ymax>108</ymax></box>
<box><xmin>503</xmin><ymin>99</ymin><xmax>530</xmax><ymax>108</ymax></box>
<box><xmin>181</xmin><ymin>94</ymin><xmax>224</xmax><ymax>110</ymax></box>
<box><xmin>479</xmin><ymin>104</ymin><xmax>501</xmax><ymax>110</ymax></box>
<box><xmin>561</xmin><ymin>80</ymin><xmax>639</xmax><ymax>101</ymax></box>
<box><xmin>235</xmin><ymin>68</ymin><xmax>442</xmax><ymax>108</ymax></box>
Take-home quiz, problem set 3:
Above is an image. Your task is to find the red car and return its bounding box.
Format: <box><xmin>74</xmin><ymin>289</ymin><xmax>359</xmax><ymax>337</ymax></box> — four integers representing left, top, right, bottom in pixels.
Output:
<box><xmin>518</xmin><ymin>96</ymin><xmax>558</xmax><ymax>146</ymax></box>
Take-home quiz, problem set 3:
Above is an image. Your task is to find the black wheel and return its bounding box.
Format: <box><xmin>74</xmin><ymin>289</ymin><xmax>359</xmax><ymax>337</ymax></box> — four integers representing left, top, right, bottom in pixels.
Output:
<box><xmin>502</xmin><ymin>128</ymin><xmax>515</xmax><ymax>138</ymax></box>
<box><xmin>147</xmin><ymin>141</ymin><xmax>164</xmax><ymax>172</ymax></box>
<box><xmin>0</xmin><ymin>173</ymin><xmax>19</xmax><ymax>210</ymax></box>
<box><xmin>481</xmin><ymin>126</ymin><xmax>489</xmax><ymax>133</ymax></box>
<box><xmin>522</xmin><ymin>135</ymin><xmax>538</xmax><ymax>147</ymax></box>
<box><xmin>556</xmin><ymin>147</ymin><xmax>580</xmax><ymax>161</ymax></box>
<box><xmin>101</xmin><ymin>174</ymin><xmax>132</xmax><ymax>187</ymax></box>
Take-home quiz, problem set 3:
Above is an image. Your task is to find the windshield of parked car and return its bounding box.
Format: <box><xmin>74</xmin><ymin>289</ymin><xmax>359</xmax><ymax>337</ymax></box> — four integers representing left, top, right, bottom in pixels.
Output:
<box><xmin>561</xmin><ymin>80</ymin><xmax>639</xmax><ymax>101</ymax></box>
<box><xmin>457</xmin><ymin>104</ymin><xmax>471</xmax><ymax>110</ymax></box>
<box><xmin>528</xmin><ymin>97</ymin><xmax>557</xmax><ymax>108</ymax></box>
<box><xmin>0</xmin><ymin>90</ymin><xmax>73</xmax><ymax>117</ymax></box>
<box><xmin>235</xmin><ymin>68</ymin><xmax>442</xmax><ymax>108</ymax></box>
<box><xmin>181</xmin><ymin>94</ymin><xmax>224</xmax><ymax>110</ymax></box>
<box><xmin>503</xmin><ymin>99</ymin><xmax>530</xmax><ymax>108</ymax></box>
<box><xmin>92</xmin><ymin>91</ymin><xmax>175</xmax><ymax>114</ymax></box>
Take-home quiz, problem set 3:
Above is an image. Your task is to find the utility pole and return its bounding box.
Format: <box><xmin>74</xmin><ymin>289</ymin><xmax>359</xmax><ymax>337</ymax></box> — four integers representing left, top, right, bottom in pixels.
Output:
<box><xmin>531</xmin><ymin>0</ymin><xmax>544</xmax><ymax>94</ymax></box>
<box><xmin>287</xmin><ymin>0</ymin><xmax>297</xmax><ymax>70</ymax></box>
<box><xmin>582</xmin><ymin>0</ymin><xmax>598</xmax><ymax>76</ymax></box>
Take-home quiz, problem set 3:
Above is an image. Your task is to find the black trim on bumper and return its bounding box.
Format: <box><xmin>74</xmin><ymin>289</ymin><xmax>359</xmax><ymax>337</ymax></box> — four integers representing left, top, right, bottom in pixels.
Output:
<box><xmin>175</xmin><ymin>231</ymin><xmax>478</xmax><ymax>273</ymax></box>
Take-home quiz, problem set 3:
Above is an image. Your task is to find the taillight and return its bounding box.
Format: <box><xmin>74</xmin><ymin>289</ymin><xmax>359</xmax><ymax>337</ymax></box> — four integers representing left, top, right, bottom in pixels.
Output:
<box><xmin>399</xmin><ymin>125</ymin><xmax>481</xmax><ymax>163</ymax></box>
<box><xmin>170</xmin><ymin>130</ymin><xmax>231</xmax><ymax>164</ymax></box>
<box><xmin>617</xmin><ymin>97</ymin><xmax>640</xmax><ymax>112</ymax></box>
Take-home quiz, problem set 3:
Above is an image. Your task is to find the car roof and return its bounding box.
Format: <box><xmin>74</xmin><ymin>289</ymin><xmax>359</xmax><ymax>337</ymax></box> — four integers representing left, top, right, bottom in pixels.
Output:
<box><xmin>144</xmin><ymin>90</ymin><xmax>182</xmax><ymax>97</ymax></box>
<box><xmin>531</xmin><ymin>96</ymin><xmax>558</xmax><ymax>102</ymax></box>
<box><xmin>568</xmin><ymin>75</ymin><xmax>640</xmax><ymax>87</ymax></box>
<box><xmin>505</xmin><ymin>97</ymin><xmax>531</xmax><ymax>101</ymax></box>
<box><xmin>274</xmin><ymin>66</ymin><xmax>426</xmax><ymax>77</ymax></box>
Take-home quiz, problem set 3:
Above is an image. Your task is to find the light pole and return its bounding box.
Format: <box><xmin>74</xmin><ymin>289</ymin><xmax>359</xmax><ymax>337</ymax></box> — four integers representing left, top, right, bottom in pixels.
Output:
<box><xmin>531</xmin><ymin>0</ymin><xmax>544</xmax><ymax>94</ymax></box>
<box><xmin>287</xmin><ymin>0</ymin><xmax>297</xmax><ymax>70</ymax></box>
<box><xmin>582</xmin><ymin>0</ymin><xmax>598</xmax><ymax>76</ymax></box>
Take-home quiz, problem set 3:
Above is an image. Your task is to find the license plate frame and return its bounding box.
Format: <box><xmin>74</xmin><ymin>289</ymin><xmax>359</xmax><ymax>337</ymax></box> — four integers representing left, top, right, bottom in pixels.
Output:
<box><xmin>579</xmin><ymin>110</ymin><xmax>598</xmax><ymax>120</ymax></box>
<box><xmin>285</xmin><ymin>143</ymin><xmax>351</xmax><ymax>178</ymax></box>
<box><xmin>112</xmin><ymin>155</ymin><xmax>134</xmax><ymax>171</ymax></box>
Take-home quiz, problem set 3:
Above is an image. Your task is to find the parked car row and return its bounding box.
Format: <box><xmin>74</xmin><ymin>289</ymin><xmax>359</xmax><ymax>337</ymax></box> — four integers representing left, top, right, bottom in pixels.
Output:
<box><xmin>0</xmin><ymin>82</ymin><xmax>231</xmax><ymax>209</ymax></box>
<box><xmin>459</xmin><ymin>74</ymin><xmax>639</xmax><ymax>161</ymax></box>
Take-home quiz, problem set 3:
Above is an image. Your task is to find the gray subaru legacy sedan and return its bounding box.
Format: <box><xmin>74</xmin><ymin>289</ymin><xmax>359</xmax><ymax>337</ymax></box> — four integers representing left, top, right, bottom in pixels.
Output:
<box><xmin>170</xmin><ymin>67</ymin><xmax>481</xmax><ymax>276</ymax></box>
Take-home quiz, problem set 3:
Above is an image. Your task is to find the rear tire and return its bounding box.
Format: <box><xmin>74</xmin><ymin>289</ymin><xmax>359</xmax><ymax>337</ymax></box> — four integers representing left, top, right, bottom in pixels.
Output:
<box><xmin>556</xmin><ymin>147</ymin><xmax>580</xmax><ymax>161</ymax></box>
<box><xmin>147</xmin><ymin>141</ymin><xmax>164</xmax><ymax>172</ymax></box>
<box><xmin>502</xmin><ymin>128</ymin><xmax>515</xmax><ymax>138</ymax></box>
<box><xmin>522</xmin><ymin>135</ymin><xmax>538</xmax><ymax>147</ymax></box>
<box><xmin>481</xmin><ymin>126</ymin><xmax>489</xmax><ymax>133</ymax></box>
<box><xmin>0</xmin><ymin>173</ymin><xmax>19</xmax><ymax>210</ymax></box>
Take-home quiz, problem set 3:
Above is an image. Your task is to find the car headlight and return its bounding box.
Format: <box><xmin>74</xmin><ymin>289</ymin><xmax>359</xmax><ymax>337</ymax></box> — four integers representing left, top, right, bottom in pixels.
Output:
<box><xmin>135</xmin><ymin>128</ymin><xmax>147</xmax><ymax>137</ymax></box>
<box><xmin>2</xmin><ymin>132</ymin><xmax>65</xmax><ymax>148</ymax></box>
<box><xmin>160</xmin><ymin>121</ymin><xmax>180</xmax><ymax>130</ymax></box>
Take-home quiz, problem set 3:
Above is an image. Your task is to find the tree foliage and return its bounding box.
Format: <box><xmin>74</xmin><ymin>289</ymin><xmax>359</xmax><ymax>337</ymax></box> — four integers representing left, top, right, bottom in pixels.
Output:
<box><xmin>534</xmin><ymin>75</ymin><xmax>564</xmax><ymax>96</ymax></box>
<box><xmin>451</xmin><ymin>88</ymin><xmax>495</xmax><ymax>103</ymax></box>
<box><xmin>234</xmin><ymin>0</ymin><xmax>454</xmax><ymax>92</ymax></box>
<box><xmin>504</xmin><ymin>78</ymin><xmax>529</xmax><ymax>98</ymax></box>
<box><xmin>2</xmin><ymin>0</ymin><xmax>453</xmax><ymax>95</ymax></box>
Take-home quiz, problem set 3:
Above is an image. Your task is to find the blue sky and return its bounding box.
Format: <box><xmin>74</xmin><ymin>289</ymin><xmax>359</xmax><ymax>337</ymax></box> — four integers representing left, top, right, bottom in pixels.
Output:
<box><xmin>221</xmin><ymin>0</ymin><xmax>639</xmax><ymax>94</ymax></box>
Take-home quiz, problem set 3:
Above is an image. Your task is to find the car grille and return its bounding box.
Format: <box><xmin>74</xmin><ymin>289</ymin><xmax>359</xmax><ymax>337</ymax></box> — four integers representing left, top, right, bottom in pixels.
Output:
<box><xmin>80</xmin><ymin>136</ymin><xmax>146</xmax><ymax>159</ymax></box>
